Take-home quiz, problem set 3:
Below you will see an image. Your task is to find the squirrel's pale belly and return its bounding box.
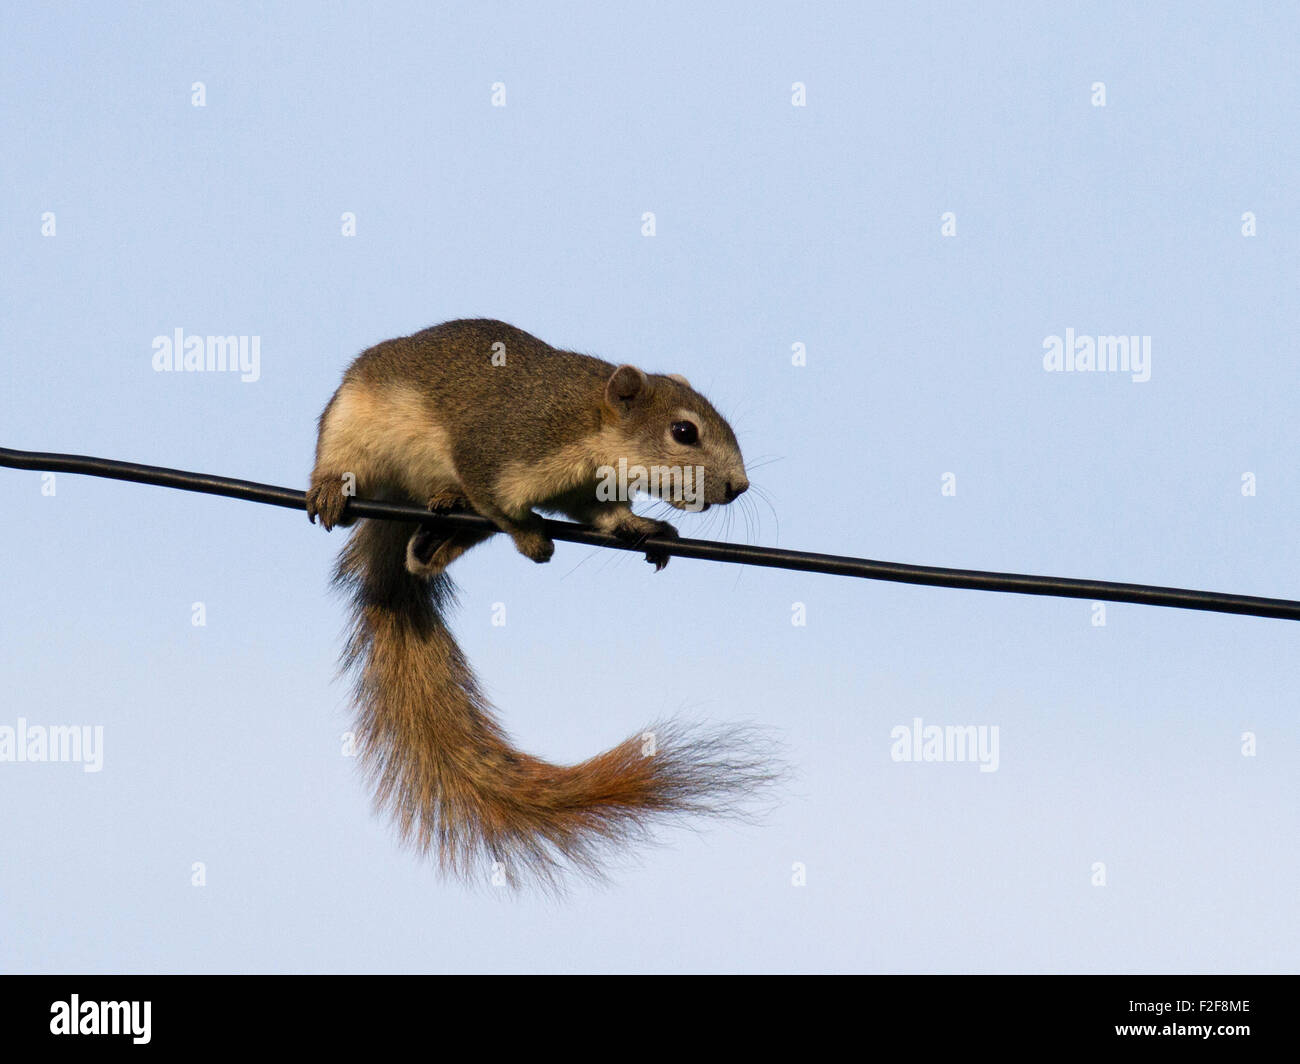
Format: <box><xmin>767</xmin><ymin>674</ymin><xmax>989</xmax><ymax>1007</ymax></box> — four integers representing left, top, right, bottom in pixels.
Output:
<box><xmin>320</xmin><ymin>380</ymin><xmax>461</xmax><ymax>502</ymax></box>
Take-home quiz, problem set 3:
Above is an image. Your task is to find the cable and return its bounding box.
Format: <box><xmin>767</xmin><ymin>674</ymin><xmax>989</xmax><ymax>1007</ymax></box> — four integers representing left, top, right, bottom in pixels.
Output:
<box><xmin>3</xmin><ymin>444</ymin><xmax>1299</xmax><ymax>622</ymax></box>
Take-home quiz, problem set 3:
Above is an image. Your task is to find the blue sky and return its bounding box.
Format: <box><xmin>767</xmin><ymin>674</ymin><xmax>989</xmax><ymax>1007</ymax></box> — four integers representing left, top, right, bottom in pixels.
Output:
<box><xmin>1</xmin><ymin>1</ymin><xmax>1297</xmax><ymax>972</ymax></box>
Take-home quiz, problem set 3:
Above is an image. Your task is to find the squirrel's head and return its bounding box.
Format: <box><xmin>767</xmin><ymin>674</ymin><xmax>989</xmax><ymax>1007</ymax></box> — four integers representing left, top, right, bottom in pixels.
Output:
<box><xmin>599</xmin><ymin>364</ymin><xmax>748</xmax><ymax>511</ymax></box>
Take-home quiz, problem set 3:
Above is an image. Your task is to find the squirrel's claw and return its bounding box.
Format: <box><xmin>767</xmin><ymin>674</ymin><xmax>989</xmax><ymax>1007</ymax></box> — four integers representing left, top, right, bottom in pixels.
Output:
<box><xmin>646</xmin><ymin>549</ymin><xmax>671</xmax><ymax>572</ymax></box>
<box><xmin>642</xmin><ymin>523</ymin><xmax>678</xmax><ymax>572</ymax></box>
<box><xmin>306</xmin><ymin>477</ymin><xmax>350</xmax><ymax>531</ymax></box>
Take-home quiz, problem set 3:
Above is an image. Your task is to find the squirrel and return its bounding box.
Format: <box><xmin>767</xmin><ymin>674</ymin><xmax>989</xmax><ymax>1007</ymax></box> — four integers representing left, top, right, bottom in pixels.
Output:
<box><xmin>306</xmin><ymin>318</ymin><xmax>774</xmax><ymax>889</ymax></box>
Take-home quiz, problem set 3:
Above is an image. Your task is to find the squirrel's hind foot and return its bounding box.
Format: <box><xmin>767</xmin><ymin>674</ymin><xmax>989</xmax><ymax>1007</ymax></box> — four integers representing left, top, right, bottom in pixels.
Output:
<box><xmin>406</xmin><ymin>494</ymin><xmax>492</xmax><ymax>576</ymax></box>
<box><xmin>426</xmin><ymin>490</ymin><xmax>473</xmax><ymax>512</ymax></box>
<box><xmin>406</xmin><ymin>526</ymin><xmax>493</xmax><ymax>577</ymax></box>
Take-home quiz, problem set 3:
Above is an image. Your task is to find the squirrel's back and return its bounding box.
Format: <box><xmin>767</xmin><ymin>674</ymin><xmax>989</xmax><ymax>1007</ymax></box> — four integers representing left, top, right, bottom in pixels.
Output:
<box><xmin>346</xmin><ymin>318</ymin><xmax>612</xmax><ymax>418</ymax></box>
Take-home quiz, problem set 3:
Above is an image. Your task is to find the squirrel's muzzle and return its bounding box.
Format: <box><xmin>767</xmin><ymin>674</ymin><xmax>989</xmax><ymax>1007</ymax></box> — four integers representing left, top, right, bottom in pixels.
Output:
<box><xmin>723</xmin><ymin>477</ymin><xmax>749</xmax><ymax>502</ymax></box>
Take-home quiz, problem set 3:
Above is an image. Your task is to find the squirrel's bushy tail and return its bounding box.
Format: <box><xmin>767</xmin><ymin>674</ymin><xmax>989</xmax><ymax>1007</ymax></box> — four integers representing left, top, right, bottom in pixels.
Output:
<box><xmin>335</xmin><ymin>518</ymin><xmax>777</xmax><ymax>890</ymax></box>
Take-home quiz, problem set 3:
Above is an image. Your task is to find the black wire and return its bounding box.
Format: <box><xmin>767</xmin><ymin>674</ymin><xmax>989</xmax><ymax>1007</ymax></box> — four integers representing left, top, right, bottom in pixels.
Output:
<box><xmin>4</xmin><ymin>444</ymin><xmax>1299</xmax><ymax>622</ymax></box>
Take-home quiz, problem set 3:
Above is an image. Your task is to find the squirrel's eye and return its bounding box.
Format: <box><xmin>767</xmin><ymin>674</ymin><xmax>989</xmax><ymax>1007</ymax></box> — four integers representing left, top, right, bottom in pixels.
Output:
<box><xmin>671</xmin><ymin>420</ymin><xmax>699</xmax><ymax>445</ymax></box>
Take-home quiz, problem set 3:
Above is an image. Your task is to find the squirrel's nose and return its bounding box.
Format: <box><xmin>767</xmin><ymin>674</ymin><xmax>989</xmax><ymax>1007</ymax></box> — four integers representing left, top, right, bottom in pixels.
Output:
<box><xmin>724</xmin><ymin>477</ymin><xmax>749</xmax><ymax>502</ymax></box>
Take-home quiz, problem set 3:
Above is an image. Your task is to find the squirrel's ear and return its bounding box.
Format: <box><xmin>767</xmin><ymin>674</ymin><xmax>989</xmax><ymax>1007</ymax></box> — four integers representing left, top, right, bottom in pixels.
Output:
<box><xmin>667</xmin><ymin>373</ymin><xmax>691</xmax><ymax>389</ymax></box>
<box><xmin>604</xmin><ymin>364</ymin><xmax>648</xmax><ymax>417</ymax></box>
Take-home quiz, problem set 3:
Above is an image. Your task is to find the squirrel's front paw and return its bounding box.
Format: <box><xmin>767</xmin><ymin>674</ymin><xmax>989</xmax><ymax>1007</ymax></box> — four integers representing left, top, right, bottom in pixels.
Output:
<box><xmin>306</xmin><ymin>475</ymin><xmax>352</xmax><ymax>530</ymax></box>
<box><xmin>511</xmin><ymin>528</ymin><xmax>555</xmax><ymax>563</ymax></box>
<box><xmin>610</xmin><ymin>515</ymin><xmax>678</xmax><ymax>572</ymax></box>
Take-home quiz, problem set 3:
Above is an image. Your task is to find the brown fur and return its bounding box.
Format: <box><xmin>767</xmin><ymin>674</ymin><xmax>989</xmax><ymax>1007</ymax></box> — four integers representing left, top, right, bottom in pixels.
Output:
<box><xmin>312</xmin><ymin>319</ymin><xmax>774</xmax><ymax>889</ymax></box>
